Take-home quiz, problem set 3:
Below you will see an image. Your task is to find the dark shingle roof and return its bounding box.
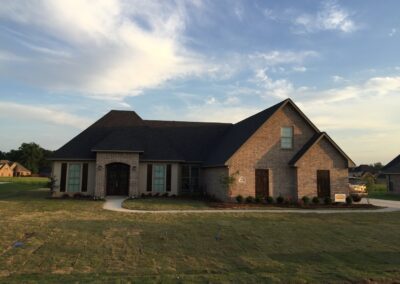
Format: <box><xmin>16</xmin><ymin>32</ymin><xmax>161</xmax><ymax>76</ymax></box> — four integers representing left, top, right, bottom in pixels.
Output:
<box><xmin>382</xmin><ymin>154</ymin><xmax>400</xmax><ymax>173</ymax></box>
<box><xmin>52</xmin><ymin>110</ymin><xmax>231</xmax><ymax>162</ymax></box>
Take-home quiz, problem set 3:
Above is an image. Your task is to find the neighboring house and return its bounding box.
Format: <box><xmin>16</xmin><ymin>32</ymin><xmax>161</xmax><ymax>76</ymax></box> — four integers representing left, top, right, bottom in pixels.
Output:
<box><xmin>382</xmin><ymin>155</ymin><xmax>400</xmax><ymax>193</ymax></box>
<box><xmin>51</xmin><ymin>99</ymin><xmax>355</xmax><ymax>201</ymax></box>
<box><xmin>349</xmin><ymin>164</ymin><xmax>377</xmax><ymax>183</ymax></box>
<box><xmin>0</xmin><ymin>160</ymin><xmax>31</xmax><ymax>177</ymax></box>
<box><xmin>0</xmin><ymin>161</ymin><xmax>13</xmax><ymax>177</ymax></box>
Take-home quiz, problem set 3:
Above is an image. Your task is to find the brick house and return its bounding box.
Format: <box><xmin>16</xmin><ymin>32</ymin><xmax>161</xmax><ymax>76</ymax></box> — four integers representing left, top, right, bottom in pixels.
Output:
<box><xmin>382</xmin><ymin>155</ymin><xmax>400</xmax><ymax>193</ymax></box>
<box><xmin>0</xmin><ymin>160</ymin><xmax>31</xmax><ymax>177</ymax></box>
<box><xmin>51</xmin><ymin>99</ymin><xmax>354</xmax><ymax>201</ymax></box>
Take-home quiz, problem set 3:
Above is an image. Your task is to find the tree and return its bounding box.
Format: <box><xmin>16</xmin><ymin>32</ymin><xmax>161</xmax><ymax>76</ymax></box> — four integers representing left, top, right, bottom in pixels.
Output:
<box><xmin>18</xmin><ymin>142</ymin><xmax>44</xmax><ymax>174</ymax></box>
<box><xmin>0</xmin><ymin>151</ymin><xmax>5</xmax><ymax>160</ymax></box>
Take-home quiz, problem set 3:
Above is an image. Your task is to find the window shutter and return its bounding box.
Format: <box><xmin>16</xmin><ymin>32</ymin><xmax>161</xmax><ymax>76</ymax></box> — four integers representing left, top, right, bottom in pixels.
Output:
<box><xmin>60</xmin><ymin>163</ymin><xmax>67</xmax><ymax>192</ymax></box>
<box><xmin>166</xmin><ymin>164</ymin><xmax>172</xmax><ymax>192</ymax></box>
<box><xmin>147</xmin><ymin>164</ymin><xmax>153</xmax><ymax>192</ymax></box>
<box><xmin>81</xmin><ymin>163</ymin><xmax>88</xmax><ymax>192</ymax></box>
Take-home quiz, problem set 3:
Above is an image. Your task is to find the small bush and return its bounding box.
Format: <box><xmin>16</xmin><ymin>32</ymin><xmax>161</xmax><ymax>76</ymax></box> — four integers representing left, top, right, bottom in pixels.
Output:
<box><xmin>146</xmin><ymin>193</ymin><xmax>152</xmax><ymax>198</ymax></box>
<box><xmin>312</xmin><ymin>196</ymin><xmax>320</xmax><ymax>204</ymax></box>
<box><xmin>236</xmin><ymin>195</ymin><xmax>244</xmax><ymax>203</ymax></box>
<box><xmin>324</xmin><ymin>196</ymin><xmax>332</xmax><ymax>205</ymax></box>
<box><xmin>73</xmin><ymin>193</ymin><xmax>83</xmax><ymax>199</ymax></box>
<box><xmin>170</xmin><ymin>194</ymin><xmax>177</xmax><ymax>198</ymax></box>
<box><xmin>254</xmin><ymin>196</ymin><xmax>262</xmax><ymax>203</ymax></box>
<box><xmin>301</xmin><ymin>196</ymin><xmax>310</xmax><ymax>205</ymax></box>
<box><xmin>351</xmin><ymin>194</ymin><xmax>362</xmax><ymax>203</ymax></box>
<box><xmin>265</xmin><ymin>196</ymin><xmax>274</xmax><ymax>204</ymax></box>
<box><xmin>61</xmin><ymin>193</ymin><xmax>69</xmax><ymax>199</ymax></box>
<box><xmin>162</xmin><ymin>192</ymin><xmax>169</xmax><ymax>197</ymax></box>
<box><xmin>245</xmin><ymin>196</ymin><xmax>254</xmax><ymax>203</ymax></box>
<box><xmin>153</xmin><ymin>192</ymin><xmax>160</xmax><ymax>197</ymax></box>
<box><xmin>276</xmin><ymin>196</ymin><xmax>284</xmax><ymax>204</ymax></box>
<box><xmin>346</xmin><ymin>196</ymin><xmax>353</xmax><ymax>205</ymax></box>
<box><xmin>141</xmin><ymin>193</ymin><xmax>146</xmax><ymax>198</ymax></box>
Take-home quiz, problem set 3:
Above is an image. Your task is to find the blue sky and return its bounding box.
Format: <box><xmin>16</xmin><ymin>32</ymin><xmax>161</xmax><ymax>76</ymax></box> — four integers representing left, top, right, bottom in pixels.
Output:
<box><xmin>0</xmin><ymin>0</ymin><xmax>399</xmax><ymax>164</ymax></box>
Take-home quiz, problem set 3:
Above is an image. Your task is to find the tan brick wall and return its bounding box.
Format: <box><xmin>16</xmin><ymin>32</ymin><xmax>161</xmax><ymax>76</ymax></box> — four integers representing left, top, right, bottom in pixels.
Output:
<box><xmin>227</xmin><ymin>104</ymin><xmax>316</xmax><ymax>199</ymax></box>
<box><xmin>387</xmin><ymin>174</ymin><xmax>400</xmax><ymax>193</ymax></box>
<box><xmin>95</xmin><ymin>152</ymin><xmax>139</xmax><ymax>198</ymax></box>
<box><xmin>202</xmin><ymin>167</ymin><xmax>229</xmax><ymax>201</ymax></box>
<box><xmin>296</xmin><ymin>138</ymin><xmax>349</xmax><ymax>198</ymax></box>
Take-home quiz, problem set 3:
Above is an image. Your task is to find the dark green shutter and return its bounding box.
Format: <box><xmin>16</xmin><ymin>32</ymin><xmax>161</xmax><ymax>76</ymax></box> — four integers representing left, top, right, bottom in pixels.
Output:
<box><xmin>147</xmin><ymin>164</ymin><xmax>152</xmax><ymax>192</ymax></box>
<box><xmin>81</xmin><ymin>163</ymin><xmax>88</xmax><ymax>192</ymax></box>
<box><xmin>60</xmin><ymin>163</ymin><xmax>67</xmax><ymax>192</ymax></box>
<box><xmin>166</xmin><ymin>164</ymin><xmax>172</xmax><ymax>192</ymax></box>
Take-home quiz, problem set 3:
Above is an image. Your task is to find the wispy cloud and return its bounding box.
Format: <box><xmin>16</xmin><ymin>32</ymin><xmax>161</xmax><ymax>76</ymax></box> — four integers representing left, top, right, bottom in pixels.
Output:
<box><xmin>293</xmin><ymin>1</ymin><xmax>357</xmax><ymax>33</ymax></box>
<box><xmin>389</xmin><ymin>28</ymin><xmax>397</xmax><ymax>37</ymax></box>
<box><xmin>0</xmin><ymin>101</ymin><xmax>91</xmax><ymax>129</ymax></box>
<box><xmin>250</xmin><ymin>50</ymin><xmax>318</xmax><ymax>66</ymax></box>
<box><xmin>0</xmin><ymin>0</ymin><xmax>208</xmax><ymax>100</ymax></box>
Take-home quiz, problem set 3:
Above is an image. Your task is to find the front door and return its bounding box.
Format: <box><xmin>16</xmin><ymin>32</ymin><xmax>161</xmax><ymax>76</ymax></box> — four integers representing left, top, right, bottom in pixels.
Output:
<box><xmin>255</xmin><ymin>169</ymin><xmax>269</xmax><ymax>197</ymax></box>
<box><xmin>106</xmin><ymin>163</ymin><xmax>130</xmax><ymax>195</ymax></box>
<box><xmin>317</xmin><ymin>170</ymin><xmax>330</xmax><ymax>198</ymax></box>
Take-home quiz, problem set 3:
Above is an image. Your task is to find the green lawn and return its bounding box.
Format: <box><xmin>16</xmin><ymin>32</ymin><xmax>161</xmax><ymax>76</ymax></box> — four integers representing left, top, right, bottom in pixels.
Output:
<box><xmin>0</xmin><ymin>176</ymin><xmax>49</xmax><ymax>184</ymax></box>
<box><xmin>1</xmin><ymin>183</ymin><xmax>400</xmax><ymax>283</ymax></box>
<box><xmin>368</xmin><ymin>183</ymin><xmax>400</xmax><ymax>201</ymax></box>
<box><xmin>123</xmin><ymin>197</ymin><xmax>212</xmax><ymax>210</ymax></box>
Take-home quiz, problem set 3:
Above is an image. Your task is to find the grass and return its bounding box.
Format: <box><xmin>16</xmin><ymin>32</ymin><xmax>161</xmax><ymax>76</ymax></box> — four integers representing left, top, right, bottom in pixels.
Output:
<box><xmin>0</xmin><ymin>176</ymin><xmax>49</xmax><ymax>185</ymax></box>
<box><xmin>123</xmin><ymin>197</ymin><xmax>212</xmax><ymax>210</ymax></box>
<box><xmin>1</xmin><ymin>183</ymin><xmax>400</xmax><ymax>283</ymax></box>
<box><xmin>368</xmin><ymin>183</ymin><xmax>400</xmax><ymax>201</ymax></box>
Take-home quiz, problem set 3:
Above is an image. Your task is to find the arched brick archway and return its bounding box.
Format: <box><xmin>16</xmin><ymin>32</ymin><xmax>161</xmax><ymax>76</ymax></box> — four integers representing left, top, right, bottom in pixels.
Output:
<box><xmin>106</xmin><ymin>163</ymin><xmax>130</xmax><ymax>195</ymax></box>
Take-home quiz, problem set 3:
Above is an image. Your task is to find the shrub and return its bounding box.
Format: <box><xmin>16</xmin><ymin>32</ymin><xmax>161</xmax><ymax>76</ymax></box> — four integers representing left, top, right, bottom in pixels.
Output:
<box><xmin>346</xmin><ymin>196</ymin><xmax>353</xmax><ymax>205</ymax></box>
<box><xmin>351</xmin><ymin>194</ymin><xmax>362</xmax><ymax>203</ymax></box>
<box><xmin>61</xmin><ymin>193</ymin><xmax>69</xmax><ymax>199</ymax></box>
<box><xmin>162</xmin><ymin>192</ymin><xmax>169</xmax><ymax>197</ymax></box>
<box><xmin>276</xmin><ymin>196</ymin><xmax>284</xmax><ymax>204</ymax></box>
<box><xmin>254</xmin><ymin>196</ymin><xmax>262</xmax><ymax>203</ymax></box>
<box><xmin>170</xmin><ymin>194</ymin><xmax>177</xmax><ymax>198</ymax></box>
<box><xmin>153</xmin><ymin>192</ymin><xmax>160</xmax><ymax>197</ymax></box>
<box><xmin>312</xmin><ymin>196</ymin><xmax>320</xmax><ymax>204</ymax></box>
<box><xmin>147</xmin><ymin>193</ymin><xmax>152</xmax><ymax>198</ymax></box>
<box><xmin>301</xmin><ymin>196</ymin><xmax>310</xmax><ymax>205</ymax></box>
<box><xmin>245</xmin><ymin>196</ymin><xmax>254</xmax><ymax>203</ymax></box>
<box><xmin>265</xmin><ymin>196</ymin><xmax>274</xmax><ymax>204</ymax></box>
<box><xmin>236</xmin><ymin>195</ymin><xmax>244</xmax><ymax>203</ymax></box>
<box><xmin>324</xmin><ymin>196</ymin><xmax>332</xmax><ymax>205</ymax></box>
<box><xmin>141</xmin><ymin>193</ymin><xmax>146</xmax><ymax>198</ymax></box>
<box><xmin>73</xmin><ymin>193</ymin><xmax>83</xmax><ymax>199</ymax></box>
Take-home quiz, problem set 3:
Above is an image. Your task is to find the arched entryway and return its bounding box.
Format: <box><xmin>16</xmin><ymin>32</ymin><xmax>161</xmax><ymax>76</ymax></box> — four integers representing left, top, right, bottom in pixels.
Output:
<box><xmin>106</xmin><ymin>163</ymin><xmax>130</xmax><ymax>196</ymax></box>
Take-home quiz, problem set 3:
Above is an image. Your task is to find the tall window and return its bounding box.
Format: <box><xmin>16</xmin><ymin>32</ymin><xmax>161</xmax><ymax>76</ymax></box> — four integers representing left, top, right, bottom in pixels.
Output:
<box><xmin>181</xmin><ymin>165</ymin><xmax>200</xmax><ymax>194</ymax></box>
<box><xmin>153</xmin><ymin>165</ymin><xmax>166</xmax><ymax>193</ymax></box>
<box><xmin>67</xmin><ymin>164</ymin><xmax>81</xmax><ymax>192</ymax></box>
<box><xmin>281</xmin><ymin>127</ymin><xmax>293</xmax><ymax>149</ymax></box>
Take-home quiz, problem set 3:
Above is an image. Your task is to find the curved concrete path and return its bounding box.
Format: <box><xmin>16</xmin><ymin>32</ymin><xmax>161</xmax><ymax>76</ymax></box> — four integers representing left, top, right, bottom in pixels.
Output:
<box><xmin>103</xmin><ymin>196</ymin><xmax>400</xmax><ymax>214</ymax></box>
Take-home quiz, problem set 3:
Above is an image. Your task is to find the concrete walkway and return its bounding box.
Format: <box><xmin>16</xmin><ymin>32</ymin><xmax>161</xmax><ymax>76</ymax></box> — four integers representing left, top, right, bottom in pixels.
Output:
<box><xmin>103</xmin><ymin>196</ymin><xmax>400</xmax><ymax>214</ymax></box>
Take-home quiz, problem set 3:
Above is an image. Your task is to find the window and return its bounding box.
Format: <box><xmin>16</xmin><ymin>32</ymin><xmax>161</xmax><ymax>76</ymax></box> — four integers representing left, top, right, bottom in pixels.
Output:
<box><xmin>181</xmin><ymin>165</ymin><xmax>200</xmax><ymax>194</ymax></box>
<box><xmin>153</xmin><ymin>165</ymin><xmax>166</xmax><ymax>193</ymax></box>
<box><xmin>281</xmin><ymin>127</ymin><xmax>293</xmax><ymax>149</ymax></box>
<box><xmin>67</xmin><ymin>164</ymin><xmax>81</xmax><ymax>192</ymax></box>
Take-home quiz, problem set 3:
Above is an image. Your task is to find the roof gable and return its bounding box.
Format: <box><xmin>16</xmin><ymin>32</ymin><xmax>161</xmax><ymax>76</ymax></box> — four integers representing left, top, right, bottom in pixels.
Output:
<box><xmin>289</xmin><ymin>132</ymin><xmax>355</xmax><ymax>167</ymax></box>
<box><xmin>204</xmin><ymin>98</ymin><xmax>320</xmax><ymax>166</ymax></box>
<box><xmin>382</xmin><ymin>154</ymin><xmax>400</xmax><ymax>173</ymax></box>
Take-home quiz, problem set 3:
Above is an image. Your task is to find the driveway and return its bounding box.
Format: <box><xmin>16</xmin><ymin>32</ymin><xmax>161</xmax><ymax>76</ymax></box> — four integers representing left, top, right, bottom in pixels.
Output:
<box><xmin>103</xmin><ymin>196</ymin><xmax>400</xmax><ymax>214</ymax></box>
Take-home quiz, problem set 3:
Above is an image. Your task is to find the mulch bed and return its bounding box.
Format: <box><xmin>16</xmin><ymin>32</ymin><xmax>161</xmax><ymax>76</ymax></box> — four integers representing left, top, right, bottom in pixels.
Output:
<box><xmin>207</xmin><ymin>202</ymin><xmax>380</xmax><ymax>210</ymax></box>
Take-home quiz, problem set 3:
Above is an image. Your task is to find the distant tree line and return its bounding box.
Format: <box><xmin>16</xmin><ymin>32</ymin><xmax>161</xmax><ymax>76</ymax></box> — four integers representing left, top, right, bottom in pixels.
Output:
<box><xmin>368</xmin><ymin>162</ymin><xmax>383</xmax><ymax>171</ymax></box>
<box><xmin>0</xmin><ymin>142</ymin><xmax>53</xmax><ymax>174</ymax></box>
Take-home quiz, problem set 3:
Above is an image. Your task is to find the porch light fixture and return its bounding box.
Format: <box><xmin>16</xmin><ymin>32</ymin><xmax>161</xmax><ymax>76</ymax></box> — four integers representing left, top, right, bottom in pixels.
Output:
<box><xmin>97</xmin><ymin>165</ymin><xmax>103</xmax><ymax>171</ymax></box>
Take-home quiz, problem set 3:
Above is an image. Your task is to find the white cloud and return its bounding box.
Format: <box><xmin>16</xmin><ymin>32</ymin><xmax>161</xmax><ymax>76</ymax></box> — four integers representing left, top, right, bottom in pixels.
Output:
<box><xmin>0</xmin><ymin>102</ymin><xmax>92</xmax><ymax>129</ymax></box>
<box><xmin>250</xmin><ymin>50</ymin><xmax>318</xmax><ymax>66</ymax></box>
<box><xmin>0</xmin><ymin>0</ymin><xmax>207</xmax><ymax>100</ymax></box>
<box><xmin>332</xmin><ymin>75</ymin><xmax>345</xmax><ymax>83</ymax></box>
<box><xmin>294</xmin><ymin>1</ymin><xmax>357</xmax><ymax>33</ymax></box>
<box><xmin>292</xmin><ymin>66</ymin><xmax>307</xmax><ymax>72</ymax></box>
<box><xmin>389</xmin><ymin>28</ymin><xmax>397</xmax><ymax>37</ymax></box>
<box><xmin>254</xmin><ymin>69</ymin><xmax>294</xmax><ymax>100</ymax></box>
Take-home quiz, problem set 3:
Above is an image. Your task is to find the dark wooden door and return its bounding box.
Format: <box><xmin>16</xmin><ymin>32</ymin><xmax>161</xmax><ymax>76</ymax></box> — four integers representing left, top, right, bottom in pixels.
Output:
<box><xmin>106</xmin><ymin>163</ymin><xmax>130</xmax><ymax>195</ymax></box>
<box><xmin>255</xmin><ymin>169</ymin><xmax>269</xmax><ymax>197</ymax></box>
<box><xmin>317</xmin><ymin>170</ymin><xmax>330</xmax><ymax>198</ymax></box>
